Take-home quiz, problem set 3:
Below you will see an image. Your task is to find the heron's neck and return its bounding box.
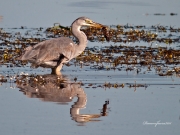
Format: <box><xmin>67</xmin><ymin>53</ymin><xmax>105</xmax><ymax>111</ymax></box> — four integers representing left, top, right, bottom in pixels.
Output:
<box><xmin>71</xmin><ymin>23</ymin><xmax>87</xmax><ymax>56</ymax></box>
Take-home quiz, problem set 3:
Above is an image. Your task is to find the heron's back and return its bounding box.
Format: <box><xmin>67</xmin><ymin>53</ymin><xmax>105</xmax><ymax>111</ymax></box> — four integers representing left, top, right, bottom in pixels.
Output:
<box><xmin>18</xmin><ymin>37</ymin><xmax>76</xmax><ymax>67</ymax></box>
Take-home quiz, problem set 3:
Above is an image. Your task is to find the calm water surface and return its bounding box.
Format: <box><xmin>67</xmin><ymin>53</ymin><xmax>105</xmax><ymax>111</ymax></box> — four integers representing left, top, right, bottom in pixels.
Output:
<box><xmin>0</xmin><ymin>0</ymin><xmax>180</xmax><ymax>135</ymax></box>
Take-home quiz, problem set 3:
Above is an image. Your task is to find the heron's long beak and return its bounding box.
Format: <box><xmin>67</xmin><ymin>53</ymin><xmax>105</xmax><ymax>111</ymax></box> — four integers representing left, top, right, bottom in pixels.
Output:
<box><xmin>90</xmin><ymin>22</ymin><xmax>105</xmax><ymax>28</ymax></box>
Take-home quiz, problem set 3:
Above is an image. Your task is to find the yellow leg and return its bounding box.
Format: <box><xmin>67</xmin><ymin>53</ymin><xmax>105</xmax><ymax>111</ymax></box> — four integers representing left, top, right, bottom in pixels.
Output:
<box><xmin>51</xmin><ymin>58</ymin><xmax>67</xmax><ymax>75</ymax></box>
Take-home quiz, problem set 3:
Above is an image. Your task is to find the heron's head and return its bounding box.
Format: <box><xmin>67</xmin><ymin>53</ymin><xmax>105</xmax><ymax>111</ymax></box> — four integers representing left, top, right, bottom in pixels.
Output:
<box><xmin>72</xmin><ymin>17</ymin><xmax>104</xmax><ymax>28</ymax></box>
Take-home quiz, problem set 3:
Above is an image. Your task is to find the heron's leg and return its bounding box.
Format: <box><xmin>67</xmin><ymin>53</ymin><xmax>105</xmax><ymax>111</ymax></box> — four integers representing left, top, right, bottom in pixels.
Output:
<box><xmin>51</xmin><ymin>64</ymin><xmax>63</xmax><ymax>75</ymax></box>
<box><xmin>51</xmin><ymin>58</ymin><xmax>68</xmax><ymax>75</ymax></box>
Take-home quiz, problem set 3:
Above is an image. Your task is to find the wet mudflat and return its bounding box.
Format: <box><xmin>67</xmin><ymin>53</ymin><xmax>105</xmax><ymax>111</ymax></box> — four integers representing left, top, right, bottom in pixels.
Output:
<box><xmin>0</xmin><ymin>0</ymin><xmax>180</xmax><ymax>135</ymax></box>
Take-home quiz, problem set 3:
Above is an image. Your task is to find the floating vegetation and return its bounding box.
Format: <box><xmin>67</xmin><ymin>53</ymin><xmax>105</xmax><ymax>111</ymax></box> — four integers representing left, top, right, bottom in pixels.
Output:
<box><xmin>0</xmin><ymin>69</ymin><xmax>179</xmax><ymax>91</ymax></box>
<box><xmin>16</xmin><ymin>74</ymin><xmax>68</xmax><ymax>88</ymax></box>
<box><xmin>153</xmin><ymin>13</ymin><xmax>178</xmax><ymax>16</ymax></box>
<box><xmin>73</xmin><ymin>45</ymin><xmax>180</xmax><ymax>77</ymax></box>
<box><xmin>0</xmin><ymin>23</ymin><xmax>180</xmax><ymax>77</ymax></box>
<box><xmin>45</xmin><ymin>24</ymin><xmax>180</xmax><ymax>44</ymax></box>
<box><xmin>14</xmin><ymin>73</ymin><xmax>148</xmax><ymax>92</ymax></box>
<box><xmin>0</xmin><ymin>75</ymin><xmax>7</xmax><ymax>82</ymax></box>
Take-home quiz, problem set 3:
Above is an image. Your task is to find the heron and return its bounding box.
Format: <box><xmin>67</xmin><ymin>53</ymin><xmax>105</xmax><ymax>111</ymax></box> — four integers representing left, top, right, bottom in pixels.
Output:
<box><xmin>17</xmin><ymin>17</ymin><xmax>105</xmax><ymax>75</ymax></box>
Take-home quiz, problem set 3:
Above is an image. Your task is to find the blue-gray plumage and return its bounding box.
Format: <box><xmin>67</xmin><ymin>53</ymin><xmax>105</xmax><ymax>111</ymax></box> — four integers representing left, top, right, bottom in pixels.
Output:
<box><xmin>17</xmin><ymin>17</ymin><xmax>104</xmax><ymax>75</ymax></box>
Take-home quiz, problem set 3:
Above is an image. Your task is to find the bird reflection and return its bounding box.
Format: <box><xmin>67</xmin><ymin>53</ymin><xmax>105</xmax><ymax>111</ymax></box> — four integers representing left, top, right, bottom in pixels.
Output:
<box><xmin>16</xmin><ymin>74</ymin><xmax>109</xmax><ymax>123</ymax></box>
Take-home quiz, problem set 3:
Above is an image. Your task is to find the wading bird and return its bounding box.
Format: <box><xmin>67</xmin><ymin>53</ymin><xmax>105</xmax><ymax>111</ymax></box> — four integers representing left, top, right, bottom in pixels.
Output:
<box><xmin>18</xmin><ymin>17</ymin><xmax>105</xmax><ymax>75</ymax></box>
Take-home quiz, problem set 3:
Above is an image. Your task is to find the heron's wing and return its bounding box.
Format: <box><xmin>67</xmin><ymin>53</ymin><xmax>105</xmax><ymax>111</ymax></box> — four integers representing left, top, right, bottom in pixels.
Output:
<box><xmin>35</xmin><ymin>37</ymin><xmax>75</xmax><ymax>62</ymax></box>
<box><xmin>19</xmin><ymin>46</ymin><xmax>39</xmax><ymax>60</ymax></box>
<box><xmin>19</xmin><ymin>37</ymin><xmax>75</xmax><ymax>65</ymax></box>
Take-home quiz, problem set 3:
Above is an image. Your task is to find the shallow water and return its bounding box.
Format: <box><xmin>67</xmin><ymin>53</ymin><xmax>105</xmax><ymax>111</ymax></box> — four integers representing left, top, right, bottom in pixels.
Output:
<box><xmin>0</xmin><ymin>0</ymin><xmax>180</xmax><ymax>135</ymax></box>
